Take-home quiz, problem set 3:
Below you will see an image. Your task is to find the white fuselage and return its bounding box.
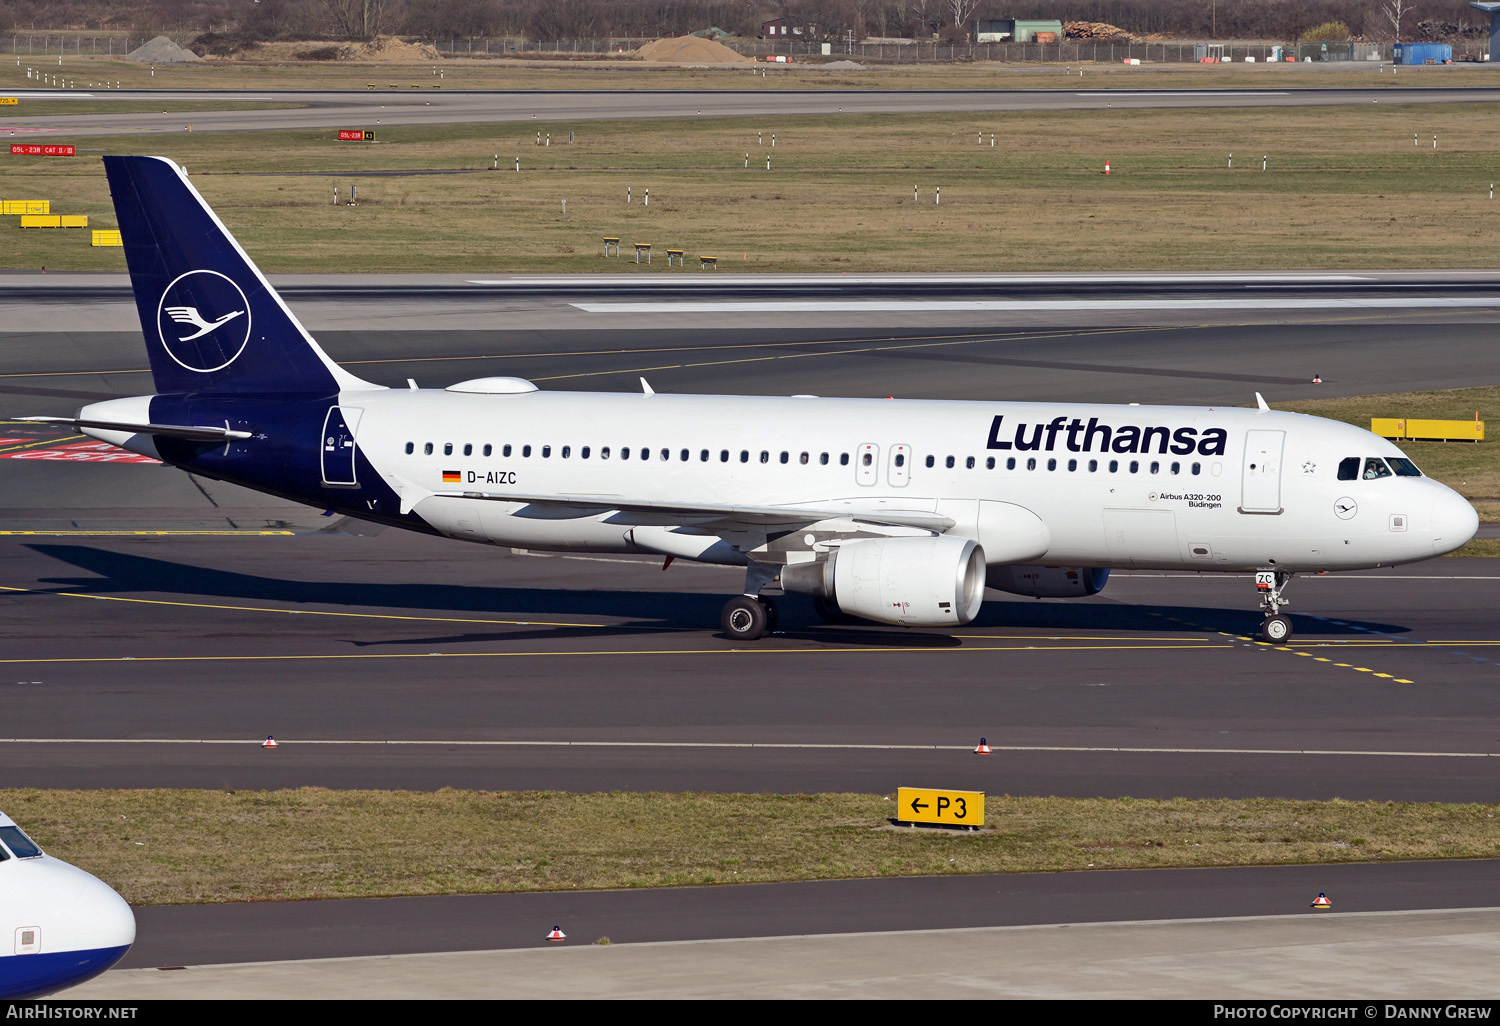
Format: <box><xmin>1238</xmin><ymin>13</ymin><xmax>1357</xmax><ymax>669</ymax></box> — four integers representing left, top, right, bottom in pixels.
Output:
<box><xmin>340</xmin><ymin>389</ymin><xmax>1476</xmax><ymax>573</ymax></box>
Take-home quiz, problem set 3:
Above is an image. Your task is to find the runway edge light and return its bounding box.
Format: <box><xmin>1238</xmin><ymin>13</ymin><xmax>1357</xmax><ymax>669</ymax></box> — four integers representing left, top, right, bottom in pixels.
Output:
<box><xmin>547</xmin><ymin>926</ymin><xmax>567</xmax><ymax>941</ymax></box>
<box><xmin>1311</xmin><ymin>893</ymin><xmax>1332</xmax><ymax>909</ymax></box>
<box><xmin>974</xmin><ymin>737</ymin><xmax>992</xmax><ymax>754</ymax></box>
<box><xmin>262</xmin><ymin>735</ymin><xmax>277</xmax><ymax>749</ymax></box>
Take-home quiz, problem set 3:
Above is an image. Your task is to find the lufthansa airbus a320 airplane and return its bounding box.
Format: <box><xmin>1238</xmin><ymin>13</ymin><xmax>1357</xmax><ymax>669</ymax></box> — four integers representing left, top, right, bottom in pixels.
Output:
<box><xmin>25</xmin><ymin>157</ymin><xmax>1479</xmax><ymax>643</ymax></box>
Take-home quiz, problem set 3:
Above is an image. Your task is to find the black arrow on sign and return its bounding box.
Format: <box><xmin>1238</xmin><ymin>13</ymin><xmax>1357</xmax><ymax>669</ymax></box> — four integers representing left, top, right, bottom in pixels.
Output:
<box><xmin>909</xmin><ymin>797</ymin><xmax>928</xmax><ymax>813</ymax></box>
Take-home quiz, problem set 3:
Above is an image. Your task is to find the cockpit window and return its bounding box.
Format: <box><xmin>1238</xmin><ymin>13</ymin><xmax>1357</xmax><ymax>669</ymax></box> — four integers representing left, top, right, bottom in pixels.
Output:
<box><xmin>0</xmin><ymin>825</ymin><xmax>43</xmax><ymax>858</ymax></box>
<box><xmin>1387</xmin><ymin>457</ymin><xmax>1423</xmax><ymax>477</ymax></box>
<box><xmin>1363</xmin><ymin>458</ymin><xmax>1393</xmax><ymax>480</ymax></box>
<box><xmin>1337</xmin><ymin>457</ymin><xmax>1360</xmax><ymax>481</ymax></box>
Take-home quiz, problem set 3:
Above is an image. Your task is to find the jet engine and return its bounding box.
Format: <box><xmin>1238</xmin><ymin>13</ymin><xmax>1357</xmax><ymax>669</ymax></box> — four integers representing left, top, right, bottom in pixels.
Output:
<box><xmin>782</xmin><ymin>535</ymin><xmax>985</xmax><ymax>627</ymax></box>
<box><xmin>986</xmin><ymin>565</ymin><xmax>1110</xmax><ymax>599</ymax></box>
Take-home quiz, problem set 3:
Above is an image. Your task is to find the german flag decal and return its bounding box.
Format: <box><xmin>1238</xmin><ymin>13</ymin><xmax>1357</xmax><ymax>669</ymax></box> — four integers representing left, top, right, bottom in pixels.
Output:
<box><xmin>442</xmin><ymin>470</ymin><xmax>461</xmax><ymax>483</ymax></box>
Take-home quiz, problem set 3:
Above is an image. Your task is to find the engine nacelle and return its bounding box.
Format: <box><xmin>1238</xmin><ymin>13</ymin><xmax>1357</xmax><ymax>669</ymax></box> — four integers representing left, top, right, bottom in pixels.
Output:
<box><xmin>782</xmin><ymin>535</ymin><xmax>986</xmax><ymax>627</ymax></box>
<box><xmin>986</xmin><ymin>565</ymin><xmax>1110</xmax><ymax>599</ymax></box>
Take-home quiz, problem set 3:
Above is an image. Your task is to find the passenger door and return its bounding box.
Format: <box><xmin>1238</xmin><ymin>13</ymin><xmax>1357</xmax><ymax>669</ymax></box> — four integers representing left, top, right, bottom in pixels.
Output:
<box><xmin>856</xmin><ymin>443</ymin><xmax>879</xmax><ymax>486</ymax></box>
<box><xmin>887</xmin><ymin>444</ymin><xmax>911</xmax><ymax>487</ymax></box>
<box><xmin>320</xmin><ymin>406</ymin><xmax>362</xmax><ymax>488</ymax></box>
<box><xmin>1240</xmin><ymin>429</ymin><xmax>1285</xmax><ymax>514</ymax></box>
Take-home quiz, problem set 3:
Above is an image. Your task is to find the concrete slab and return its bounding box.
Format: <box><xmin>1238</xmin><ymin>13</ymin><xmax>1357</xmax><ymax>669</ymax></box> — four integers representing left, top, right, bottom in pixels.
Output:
<box><xmin>68</xmin><ymin>908</ymin><xmax>1500</xmax><ymax>999</ymax></box>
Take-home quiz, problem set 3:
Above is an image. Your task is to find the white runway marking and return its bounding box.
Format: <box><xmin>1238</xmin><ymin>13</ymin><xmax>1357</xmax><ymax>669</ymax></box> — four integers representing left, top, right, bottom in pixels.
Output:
<box><xmin>470</xmin><ymin>273</ymin><xmax>1371</xmax><ymax>286</ymax></box>
<box><xmin>3</xmin><ymin>738</ymin><xmax>1494</xmax><ymax>758</ymax></box>
<box><xmin>573</xmin><ymin>297</ymin><xmax>1500</xmax><ymax>314</ymax></box>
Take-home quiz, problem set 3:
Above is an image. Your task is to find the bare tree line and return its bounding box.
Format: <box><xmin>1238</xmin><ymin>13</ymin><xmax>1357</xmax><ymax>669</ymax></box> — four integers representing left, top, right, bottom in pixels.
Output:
<box><xmin>0</xmin><ymin>0</ymin><xmax>1492</xmax><ymax>43</ymax></box>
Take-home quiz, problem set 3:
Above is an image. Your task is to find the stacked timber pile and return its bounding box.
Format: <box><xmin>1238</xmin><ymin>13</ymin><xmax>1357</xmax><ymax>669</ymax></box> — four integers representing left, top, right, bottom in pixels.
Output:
<box><xmin>1064</xmin><ymin>22</ymin><xmax>1141</xmax><ymax>43</ymax></box>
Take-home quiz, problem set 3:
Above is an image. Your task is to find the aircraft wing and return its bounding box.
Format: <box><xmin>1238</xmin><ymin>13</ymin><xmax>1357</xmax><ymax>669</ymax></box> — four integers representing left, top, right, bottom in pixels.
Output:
<box><xmin>17</xmin><ymin>416</ymin><xmax>253</xmax><ymax>441</ymax></box>
<box><xmin>431</xmin><ymin>489</ymin><xmax>955</xmax><ymax>532</ymax></box>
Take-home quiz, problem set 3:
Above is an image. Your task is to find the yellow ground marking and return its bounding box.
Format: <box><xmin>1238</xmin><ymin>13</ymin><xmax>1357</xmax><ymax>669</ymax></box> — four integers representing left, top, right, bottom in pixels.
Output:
<box><xmin>0</xmin><ymin>585</ymin><xmax>608</xmax><ymax>631</ymax></box>
<box><xmin>0</xmin><ymin>530</ymin><xmax>294</xmax><ymax>536</ymax></box>
<box><xmin>0</xmin><ymin>644</ymin><xmax>1238</xmax><ymax>666</ymax></box>
<box><xmin>531</xmin><ymin>326</ymin><xmax>1155</xmax><ymax>384</ymax></box>
<box><xmin>0</xmin><ymin>327</ymin><xmax>1102</xmax><ymax>382</ymax></box>
<box><xmin>0</xmin><ymin>434</ymin><xmax>84</xmax><ymax>454</ymax></box>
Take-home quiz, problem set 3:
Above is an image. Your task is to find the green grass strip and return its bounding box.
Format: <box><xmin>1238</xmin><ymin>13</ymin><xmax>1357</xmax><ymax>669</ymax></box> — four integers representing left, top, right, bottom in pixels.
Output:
<box><xmin>3</xmin><ymin>789</ymin><xmax>1497</xmax><ymax>905</ymax></box>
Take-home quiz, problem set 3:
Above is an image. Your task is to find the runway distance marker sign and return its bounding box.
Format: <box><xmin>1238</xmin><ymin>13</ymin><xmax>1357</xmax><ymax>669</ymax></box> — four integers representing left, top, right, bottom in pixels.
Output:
<box><xmin>896</xmin><ymin>787</ymin><xmax>984</xmax><ymax>829</ymax></box>
<box><xmin>337</xmin><ymin>129</ymin><xmax>375</xmax><ymax>141</ymax></box>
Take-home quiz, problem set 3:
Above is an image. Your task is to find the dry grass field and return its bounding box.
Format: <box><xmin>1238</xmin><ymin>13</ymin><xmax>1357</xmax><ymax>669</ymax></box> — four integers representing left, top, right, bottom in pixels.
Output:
<box><xmin>6</xmin><ymin>102</ymin><xmax>1500</xmax><ymax>274</ymax></box>
<box><xmin>4</xmin><ymin>789</ymin><xmax>1496</xmax><ymax>905</ymax></box>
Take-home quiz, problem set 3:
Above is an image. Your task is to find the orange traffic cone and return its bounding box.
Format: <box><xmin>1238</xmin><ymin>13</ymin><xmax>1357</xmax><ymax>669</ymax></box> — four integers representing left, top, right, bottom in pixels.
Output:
<box><xmin>262</xmin><ymin>736</ymin><xmax>277</xmax><ymax>749</ymax></box>
<box><xmin>547</xmin><ymin>925</ymin><xmax>566</xmax><ymax>941</ymax></box>
<box><xmin>975</xmin><ymin>737</ymin><xmax>992</xmax><ymax>754</ymax></box>
<box><xmin>1311</xmin><ymin>893</ymin><xmax>1331</xmax><ymax>909</ymax></box>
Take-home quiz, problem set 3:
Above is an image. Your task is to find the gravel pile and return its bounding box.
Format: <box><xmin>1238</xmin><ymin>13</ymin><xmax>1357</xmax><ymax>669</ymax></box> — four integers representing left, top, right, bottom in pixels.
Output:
<box><xmin>125</xmin><ymin>35</ymin><xmax>202</xmax><ymax>63</ymax></box>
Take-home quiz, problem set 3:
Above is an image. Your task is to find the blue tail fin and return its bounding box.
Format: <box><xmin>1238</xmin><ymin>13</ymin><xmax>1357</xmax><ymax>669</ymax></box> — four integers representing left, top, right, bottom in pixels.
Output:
<box><xmin>104</xmin><ymin>155</ymin><xmax>376</xmax><ymax>396</ymax></box>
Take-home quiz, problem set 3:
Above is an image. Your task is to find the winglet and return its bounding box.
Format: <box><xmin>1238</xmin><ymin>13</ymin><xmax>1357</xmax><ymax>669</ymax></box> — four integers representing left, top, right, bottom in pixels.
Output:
<box><xmin>640</xmin><ymin>377</ymin><xmax>655</xmax><ymax>396</ymax></box>
<box><xmin>1255</xmin><ymin>392</ymin><xmax>1270</xmax><ymax>412</ymax></box>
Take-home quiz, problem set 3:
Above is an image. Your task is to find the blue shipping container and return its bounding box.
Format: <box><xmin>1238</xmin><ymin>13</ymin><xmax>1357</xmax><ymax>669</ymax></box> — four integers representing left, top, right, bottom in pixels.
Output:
<box><xmin>1393</xmin><ymin>43</ymin><xmax>1453</xmax><ymax>64</ymax></box>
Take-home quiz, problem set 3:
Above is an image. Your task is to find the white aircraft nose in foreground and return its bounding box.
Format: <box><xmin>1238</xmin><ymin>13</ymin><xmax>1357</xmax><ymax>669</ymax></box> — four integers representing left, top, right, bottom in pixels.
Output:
<box><xmin>26</xmin><ymin>156</ymin><xmax>1481</xmax><ymax>644</ymax></box>
<box><xmin>0</xmin><ymin>810</ymin><xmax>135</xmax><ymax>999</ymax></box>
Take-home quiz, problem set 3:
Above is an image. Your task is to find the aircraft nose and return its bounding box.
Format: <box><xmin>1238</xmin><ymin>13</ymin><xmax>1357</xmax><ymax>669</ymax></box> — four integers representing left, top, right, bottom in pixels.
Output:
<box><xmin>1430</xmin><ymin>486</ymin><xmax>1479</xmax><ymax>556</ymax></box>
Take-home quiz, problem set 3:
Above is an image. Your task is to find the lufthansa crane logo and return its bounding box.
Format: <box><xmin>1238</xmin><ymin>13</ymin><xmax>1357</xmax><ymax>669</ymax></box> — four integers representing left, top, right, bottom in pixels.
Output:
<box><xmin>155</xmin><ymin>269</ymin><xmax>252</xmax><ymax>373</ymax></box>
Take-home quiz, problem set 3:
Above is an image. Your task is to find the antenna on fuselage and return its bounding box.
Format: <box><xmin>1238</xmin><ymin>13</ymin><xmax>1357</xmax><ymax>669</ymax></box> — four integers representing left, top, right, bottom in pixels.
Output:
<box><xmin>640</xmin><ymin>377</ymin><xmax>656</xmax><ymax>396</ymax></box>
<box><xmin>1254</xmin><ymin>392</ymin><xmax>1270</xmax><ymax>412</ymax></box>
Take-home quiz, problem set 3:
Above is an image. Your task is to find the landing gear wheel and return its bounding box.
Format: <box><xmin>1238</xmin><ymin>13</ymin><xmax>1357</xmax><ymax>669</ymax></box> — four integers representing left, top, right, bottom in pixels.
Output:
<box><xmin>759</xmin><ymin>597</ymin><xmax>779</xmax><ymax>633</ymax></box>
<box><xmin>812</xmin><ymin>595</ymin><xmax>849</xmax><ymax>624</ymax></box>
<box><xmin>1261</xmin><ymin>615</ymin><xmax>1292</xmax><ymax>645</ymax></box>
<box><xmin>722</xmin><ymin>596</ymin><xmax>769</xmax><ymax>641</ymax></box>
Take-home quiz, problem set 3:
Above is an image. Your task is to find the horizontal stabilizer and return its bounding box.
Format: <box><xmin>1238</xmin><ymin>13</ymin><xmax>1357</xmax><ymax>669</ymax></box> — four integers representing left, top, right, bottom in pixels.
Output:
<box><xmin>432</xmin><ymin>490</ymin><xmax>955</xmax><ymax>532</ymax></box>
<box><xmin>17</xmin><ymin>415</ymin><xmax>253</xmax><ymax>441</ymax></box>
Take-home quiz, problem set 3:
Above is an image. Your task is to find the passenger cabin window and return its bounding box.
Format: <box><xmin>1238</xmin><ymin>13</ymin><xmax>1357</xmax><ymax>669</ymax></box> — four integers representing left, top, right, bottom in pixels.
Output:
<box><xmin>581</xmin><ymin>447</ymin><xmax>590</xmax><ymax>459</ymax></box>
<box><xmin>522</xmin><ymin>444</ymin><xmax>532</xmax><ymax>457</ymax></box>
<box><xmin>503</xmin><ymin>444</ymin><xmax>512</xmax><ymax>457</ymax></box>
<box><xmin>542</xmin><ymin>445</ymin><xmax>552</xmax><ymax>458</ymax></box>
<box><xmin>1007</xmin><ymin>458</ymin><xmax>1016</xmax><ymax>470</ymax></box>
<box><xmin>862</xmin><ymin>452</ymin><xmax>874</xmax><ymax>467</ymax></box>
<box><xmin>926</xmin><ymin>456</ymin><xmax>936</xmax><ymax>469</ymax></box>
<box><xmin>1388</xmin><ymin>457</ymin><xmax>1423</xmax><ymax>477</ymax></box>
<box><xmin>463</xmin><ymin>443</ymin><xmax>472</xmax><ymax>456</ymax></box>
<box><xmin>986</xmin><ymin>457</ymin><xmax>995</xmax><ymax>470</ymax></box>
<box><xmin>721</xmin><ymin>450</ymin><xmax>730</xmax><ymax>462</ymax></box>
<box><xmin>1088</xmin><ymin>459</ymin><xmax>1098</xmax><ymax>472</ymax></box>
<box><xmin>483</xmin><ymin>444</ymin><xmax>492</xmax><ymax>457</ymax></box>
<box><xmin>819</xmin><ymin>453</ymin><xmax>829</xmax><ymax>465</ymax></box>
<box><xmin>404</xmin><ymin>442</ymin><xmax>414</xmax><ymax>454</ymax></box>
<box><xmin>561</xmin><ymin>446</ymin><xmax>571</xmax><ymax>458</ymax></box>
<box><xmin>741</xmin><ymin>450</ymin><xmax>750</xmax><ymax>463</ymax></box>
<box><xmin>1338</xmin><ymin>457</ymin><xmax>1360</xmax><ymax>481</ymax></box>
<box><xmin>660</xmin><ymin>449</ymin><xmax>670</xmax><ymax>462</ymax></box>
<box><xmin>840</xmin><ymin>454</ymin><xmax>850</xmax><ymax>466</ymax></box>
<box><xmin>424</xmin><ymin>443</ymin><xmax>433</xmax><ymax>455</ymax></box>
<box><xmin>1047</xmin><ymin>458</ymin><xmax>1057</xmax><ymax>471</ymax></box>
<box><xmin>760</xmin><ymin>451</ymin><xmax>770</xmax><ymax>464</ymax></box>
<box><xmin>1191</xmin><ymin>462</ymin><xmax>1201</xmax><ymax>475</ymax></box>
<box><xmin>945</xmin><ymin>456</ymin><xmax>955</xmax><ymax>469</ymax></box>
<box><xmin>702</xmin><ymin>450</ymin><xmax>711</xmax><ymax>462</ymax></box>
<box><xmin>1363</xmin><ymin>458</ymin><xmax>1392</xmax><ymax>480</ymax></box>
<box><xmin>966</xmin><ymin>456</ymin><xmax>976</xmax><ymax>469</ymax></box>
<box><xmin>444</xmin><ymin>443</ymin><xmax>453</xmax><ymax>456</ymax></box>
<box><xmin>780</xmin><ymin>452</ymin><xmax>789</xmax><ymax>464</ymax></box>
<box><xmin>1108</xmin><ymin>460</ymin><xmax>1118</xmax><ymax>473</ymax></box>
<box><xmin>1067</xmin><ymin>459</ymin><xmax>1077</xmax><ymax>472</ymax></box>
<box><xmin>1026</xmin><ymin>458</ymin><xmax>1036</xmax><ymax>471</ymax></box>
<box><xmin>621</xmin><ymin>447</ymin><xmax>630</xmax><ymax>460</ymax></box>
<box><xmin>681</xmin><ymin>449</ymin><xmax>690</xmax><ymax>462</ymax></box>
<box><xmin>601</xmin><ymin>447</ymin><xmax>610</xmax><ymax>459</ymax></box>
<box><xmin>800</xmin><ymin>452</ymin><xmax>810</xmax><ymax>465</ymax></box>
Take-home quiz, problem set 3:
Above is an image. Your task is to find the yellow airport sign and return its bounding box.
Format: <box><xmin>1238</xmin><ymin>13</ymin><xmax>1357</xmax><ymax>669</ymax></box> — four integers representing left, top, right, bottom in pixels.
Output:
<box><xmin>0</xmin><ymin>98</ymin><xmax>17</xmax><ymax>105</ymax></box>
<box><xmin>896</xmin><ymin>787</ymin><xmax>984</xmax><ymax>829</ymax></box>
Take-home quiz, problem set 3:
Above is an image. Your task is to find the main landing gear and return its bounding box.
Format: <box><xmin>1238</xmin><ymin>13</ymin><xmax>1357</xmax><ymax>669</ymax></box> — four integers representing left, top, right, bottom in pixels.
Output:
<box><xmin>721</xmin><ymin>562</ymin><xmax>779</xmax><ymax>641</ymax></box>
<box><xmin>1255</xmin><ymin>569</ymin><xmax>1293</xmax><ymax>644</ymax></box>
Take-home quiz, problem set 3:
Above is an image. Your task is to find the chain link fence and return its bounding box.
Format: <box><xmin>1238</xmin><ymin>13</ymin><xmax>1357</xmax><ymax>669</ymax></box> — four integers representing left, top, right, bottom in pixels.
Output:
<box><xmin>2</xmin><ymin>33</ymin><xmax>1396</xmax><ymax>64</ymax></box>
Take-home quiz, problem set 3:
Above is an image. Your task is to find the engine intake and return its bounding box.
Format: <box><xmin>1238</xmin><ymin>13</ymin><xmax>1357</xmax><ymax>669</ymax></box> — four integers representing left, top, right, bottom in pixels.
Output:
<box><xmin>986</xmin><ymin>565</ymin><xmax>1110</xmax><ymax>599</ymax></box>
<box><xmin>782</xmin><ymin>535</ymin><xmax>986</xmax><ymax>627</ymax></box>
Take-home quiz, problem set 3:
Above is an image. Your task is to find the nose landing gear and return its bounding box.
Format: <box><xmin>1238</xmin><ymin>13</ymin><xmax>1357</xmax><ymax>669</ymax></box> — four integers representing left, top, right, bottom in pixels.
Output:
<box><xmin>1255</xmin><ymin>569</ymin><xmax>1293</xmax><ymax>644</ymax></box>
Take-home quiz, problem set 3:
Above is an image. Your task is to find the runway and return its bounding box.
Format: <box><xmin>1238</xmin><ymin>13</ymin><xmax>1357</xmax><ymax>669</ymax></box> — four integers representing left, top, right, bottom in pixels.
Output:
<box><xmin>6</xmin><ymin>86</ymin><xmax>1500</xmax><ymax>137</ymax></box>
<box><xmin>4</xmin><ymin>271</ymin><xmax>1498</xmax><ymax>993</ymax></box>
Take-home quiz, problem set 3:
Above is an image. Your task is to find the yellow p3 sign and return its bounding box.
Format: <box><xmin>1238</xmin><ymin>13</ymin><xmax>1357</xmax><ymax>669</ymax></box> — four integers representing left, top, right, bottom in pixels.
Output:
<box><xmin>896</xmin><ymin>787</ymin><xmax>984</xmax><ymax>828</ymax></box>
